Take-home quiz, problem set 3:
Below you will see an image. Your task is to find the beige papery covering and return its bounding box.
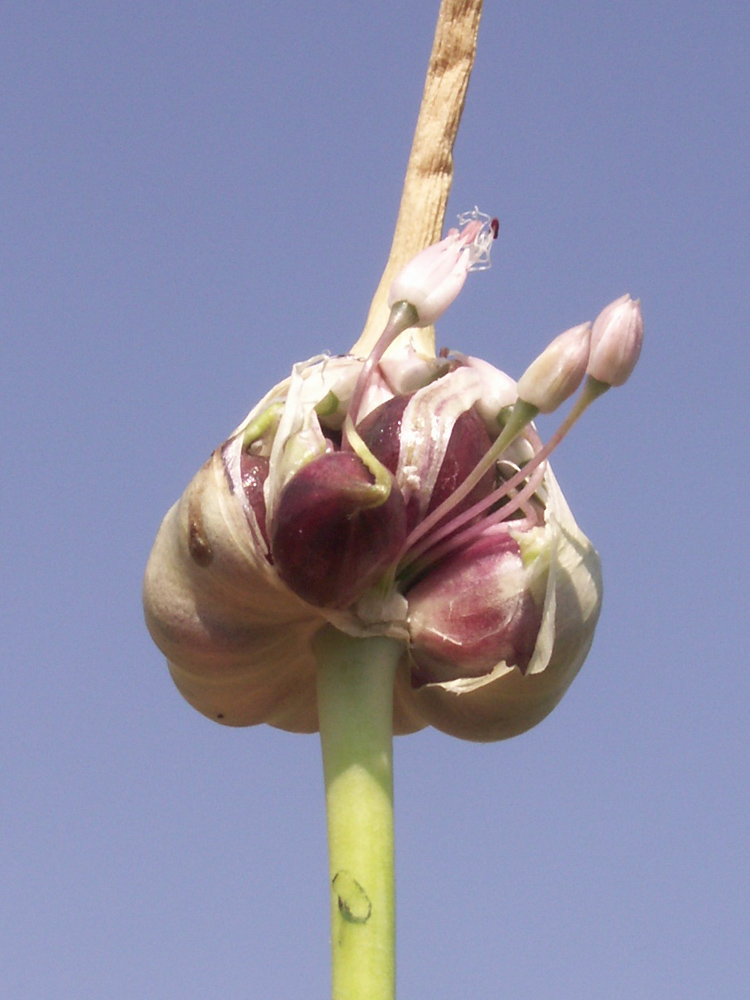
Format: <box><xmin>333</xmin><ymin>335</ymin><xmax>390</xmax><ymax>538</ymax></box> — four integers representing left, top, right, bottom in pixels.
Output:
<box><xmin>144</xmin><ymin>425</ymin><xmax>601</xmax><ymax>738</ymax></box>
<box><xmin>144</xmin><ymin>438</ymin><xmax>424</xmax><ymax>736</ymax></box>
<box><xmin>143</xmin><ymin>0</ymin><xmax>603</xmax><ymax>740</ymax></box>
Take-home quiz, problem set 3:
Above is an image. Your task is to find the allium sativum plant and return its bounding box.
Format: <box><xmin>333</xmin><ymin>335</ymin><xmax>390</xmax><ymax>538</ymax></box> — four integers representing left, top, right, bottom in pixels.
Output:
<box><xmin>144</xmin><ymin>209</ymin><xmax>643</xmax><ymax>742</ymax></box>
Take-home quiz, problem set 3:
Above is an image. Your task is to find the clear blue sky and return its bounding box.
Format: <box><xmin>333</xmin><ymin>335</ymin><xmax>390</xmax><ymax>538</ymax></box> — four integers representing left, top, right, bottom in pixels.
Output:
<box><xmin>3</xmin><ymin>2</ymin><xmax>749</xmax><ymax>997</ymax></box>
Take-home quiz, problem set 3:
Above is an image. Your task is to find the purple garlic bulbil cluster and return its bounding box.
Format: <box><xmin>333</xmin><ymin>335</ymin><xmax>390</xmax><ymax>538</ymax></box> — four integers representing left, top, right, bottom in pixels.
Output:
<box><xmin>144</xmin><ymin>211</ymin><xmax>641</xmax><ymax>741</ymax></box>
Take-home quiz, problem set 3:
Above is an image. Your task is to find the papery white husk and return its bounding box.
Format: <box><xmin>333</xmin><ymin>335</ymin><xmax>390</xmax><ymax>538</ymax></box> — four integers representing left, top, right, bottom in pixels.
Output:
<box><xmin>144</xmin><ymin>354</ymin><xmax>602</xmax><ymax>740</ymax></box>
<box><xmin>143</xmin><ymin>356</ymin><xmax>427</xmax><ymax>734</ymax></box>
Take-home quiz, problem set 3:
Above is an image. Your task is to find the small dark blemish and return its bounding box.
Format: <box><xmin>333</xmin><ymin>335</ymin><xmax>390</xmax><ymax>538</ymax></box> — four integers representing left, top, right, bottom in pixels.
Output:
<box><xmin>188</xmin><ymin>516</ymin><xmax>213</xmax><ymax>566</ymax></box>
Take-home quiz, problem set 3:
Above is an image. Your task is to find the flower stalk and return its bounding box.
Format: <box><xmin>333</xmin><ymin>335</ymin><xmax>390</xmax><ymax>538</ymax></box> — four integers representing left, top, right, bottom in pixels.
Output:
<box><xmin>315</xmin><ymin>627</ymin><xmax>402</xmax><ymax>1000</ymax></box>
<box><xmin>141</xmin><ymin>0</ymin><xmax>634</xmax><ymax>994</ymax></box>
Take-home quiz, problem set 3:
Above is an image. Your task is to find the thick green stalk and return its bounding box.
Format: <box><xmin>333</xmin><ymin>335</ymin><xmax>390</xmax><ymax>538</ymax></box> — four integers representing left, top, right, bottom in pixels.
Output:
<box><xmin>314</xmin><ymin>626</ymin><xmax>403</xmax><ymax>1000</ymax></box>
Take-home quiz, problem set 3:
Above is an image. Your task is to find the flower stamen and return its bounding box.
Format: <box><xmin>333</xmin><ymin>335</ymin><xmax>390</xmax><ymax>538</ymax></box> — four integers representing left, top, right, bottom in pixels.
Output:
<box><xmin>398</xmin><ymin>398</ymin><xmax>539</xmax><ymax>561</ymax></box>
<box><xmin>454</xmin><ymin>207</ymin><xmax>498</xmax><ymax>271</ymax></box>
<box><xmin>398</xmin><ymin>373</ymin><xmax>612</xmax><ymax>576</ymax></box>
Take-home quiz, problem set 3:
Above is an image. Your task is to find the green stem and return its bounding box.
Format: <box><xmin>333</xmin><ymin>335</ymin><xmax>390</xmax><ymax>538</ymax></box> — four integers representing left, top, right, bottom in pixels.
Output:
<box><xmin>314</xmin><ymin>626</ymin><xmax>403</xmax><ymax>1000</ymax></box>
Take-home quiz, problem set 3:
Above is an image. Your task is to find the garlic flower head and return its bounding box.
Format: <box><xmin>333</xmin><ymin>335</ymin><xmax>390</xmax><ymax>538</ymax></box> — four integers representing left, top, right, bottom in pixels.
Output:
<box><xmin>143</xmin><ymin>216</ymin><xmax>637</xmax><ymax>742</ymax></box>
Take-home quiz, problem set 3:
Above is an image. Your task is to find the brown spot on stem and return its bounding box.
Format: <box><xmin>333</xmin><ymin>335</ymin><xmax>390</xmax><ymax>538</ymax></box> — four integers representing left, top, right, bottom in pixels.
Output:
<box><xmin>332</xmin><ymin>871</ymin><xmax>372</xmax><ymax>924</ymax></box>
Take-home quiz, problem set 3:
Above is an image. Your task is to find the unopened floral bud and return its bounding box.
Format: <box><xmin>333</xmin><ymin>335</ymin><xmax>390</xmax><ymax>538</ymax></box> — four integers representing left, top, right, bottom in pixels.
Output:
<box><xmin>516</xmin><ymin>322</ymin><xmax>591</xmax><ymax>413</ymax></box>
<box><xmin>388</xmin><ymin>208</ymin><xmax>497</xmax><ymax>326</ymax></box>
<box><xmin>588</xmin><ymin>293</ymin><xmax>643</xmax><ymax>386</ymax></box>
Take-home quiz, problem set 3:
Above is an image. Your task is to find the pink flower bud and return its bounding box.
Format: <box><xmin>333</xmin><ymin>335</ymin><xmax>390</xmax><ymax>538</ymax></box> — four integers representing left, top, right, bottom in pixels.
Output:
<box><xmin>516</xmin><ymin>322</ymin><xmax>591</xmax><ymax>413</ymax></box>
<box><xmin>587</xmin><ymin>294</ymin><xmax>643</xmax><ymax>386</ymax></box>
<box><xmin>388</xmin><ymin>209</ymin><xmax>496</xmax><ymax>326</ymax></box>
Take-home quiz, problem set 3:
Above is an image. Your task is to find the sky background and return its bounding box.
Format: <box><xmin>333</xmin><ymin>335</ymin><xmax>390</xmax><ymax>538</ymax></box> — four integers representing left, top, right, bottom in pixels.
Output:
<box><xmin>3</xmin><ymin>1</ymin><xmax>749</xmax><ymax>997</ymax></box>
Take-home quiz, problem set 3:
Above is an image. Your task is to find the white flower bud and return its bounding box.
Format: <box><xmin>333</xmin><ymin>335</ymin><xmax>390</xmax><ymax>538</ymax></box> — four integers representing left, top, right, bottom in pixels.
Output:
<box><xmin>516</xmin><ymin>322</ymin><xmax>591</xmax><ymax>413</ymax></box>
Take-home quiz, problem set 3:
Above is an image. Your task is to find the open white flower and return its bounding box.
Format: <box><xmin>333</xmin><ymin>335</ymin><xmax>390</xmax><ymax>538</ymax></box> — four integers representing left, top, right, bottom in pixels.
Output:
<box><xmin>387</xmin><ymin>208</ymin><xmax>498</xmax><ymax>326</ymax></box>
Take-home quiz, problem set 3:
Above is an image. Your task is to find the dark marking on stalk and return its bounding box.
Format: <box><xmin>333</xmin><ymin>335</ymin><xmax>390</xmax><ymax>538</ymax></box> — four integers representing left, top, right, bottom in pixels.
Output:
<box><xmin>332</xmin><ymin>871</ymin><xmax>372</xmax><ymax>924</ymax></box>
<box><xmin>490</xmin><ymin>218</ymin><xmax>499</xmax><ymax>239</ymax></box>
